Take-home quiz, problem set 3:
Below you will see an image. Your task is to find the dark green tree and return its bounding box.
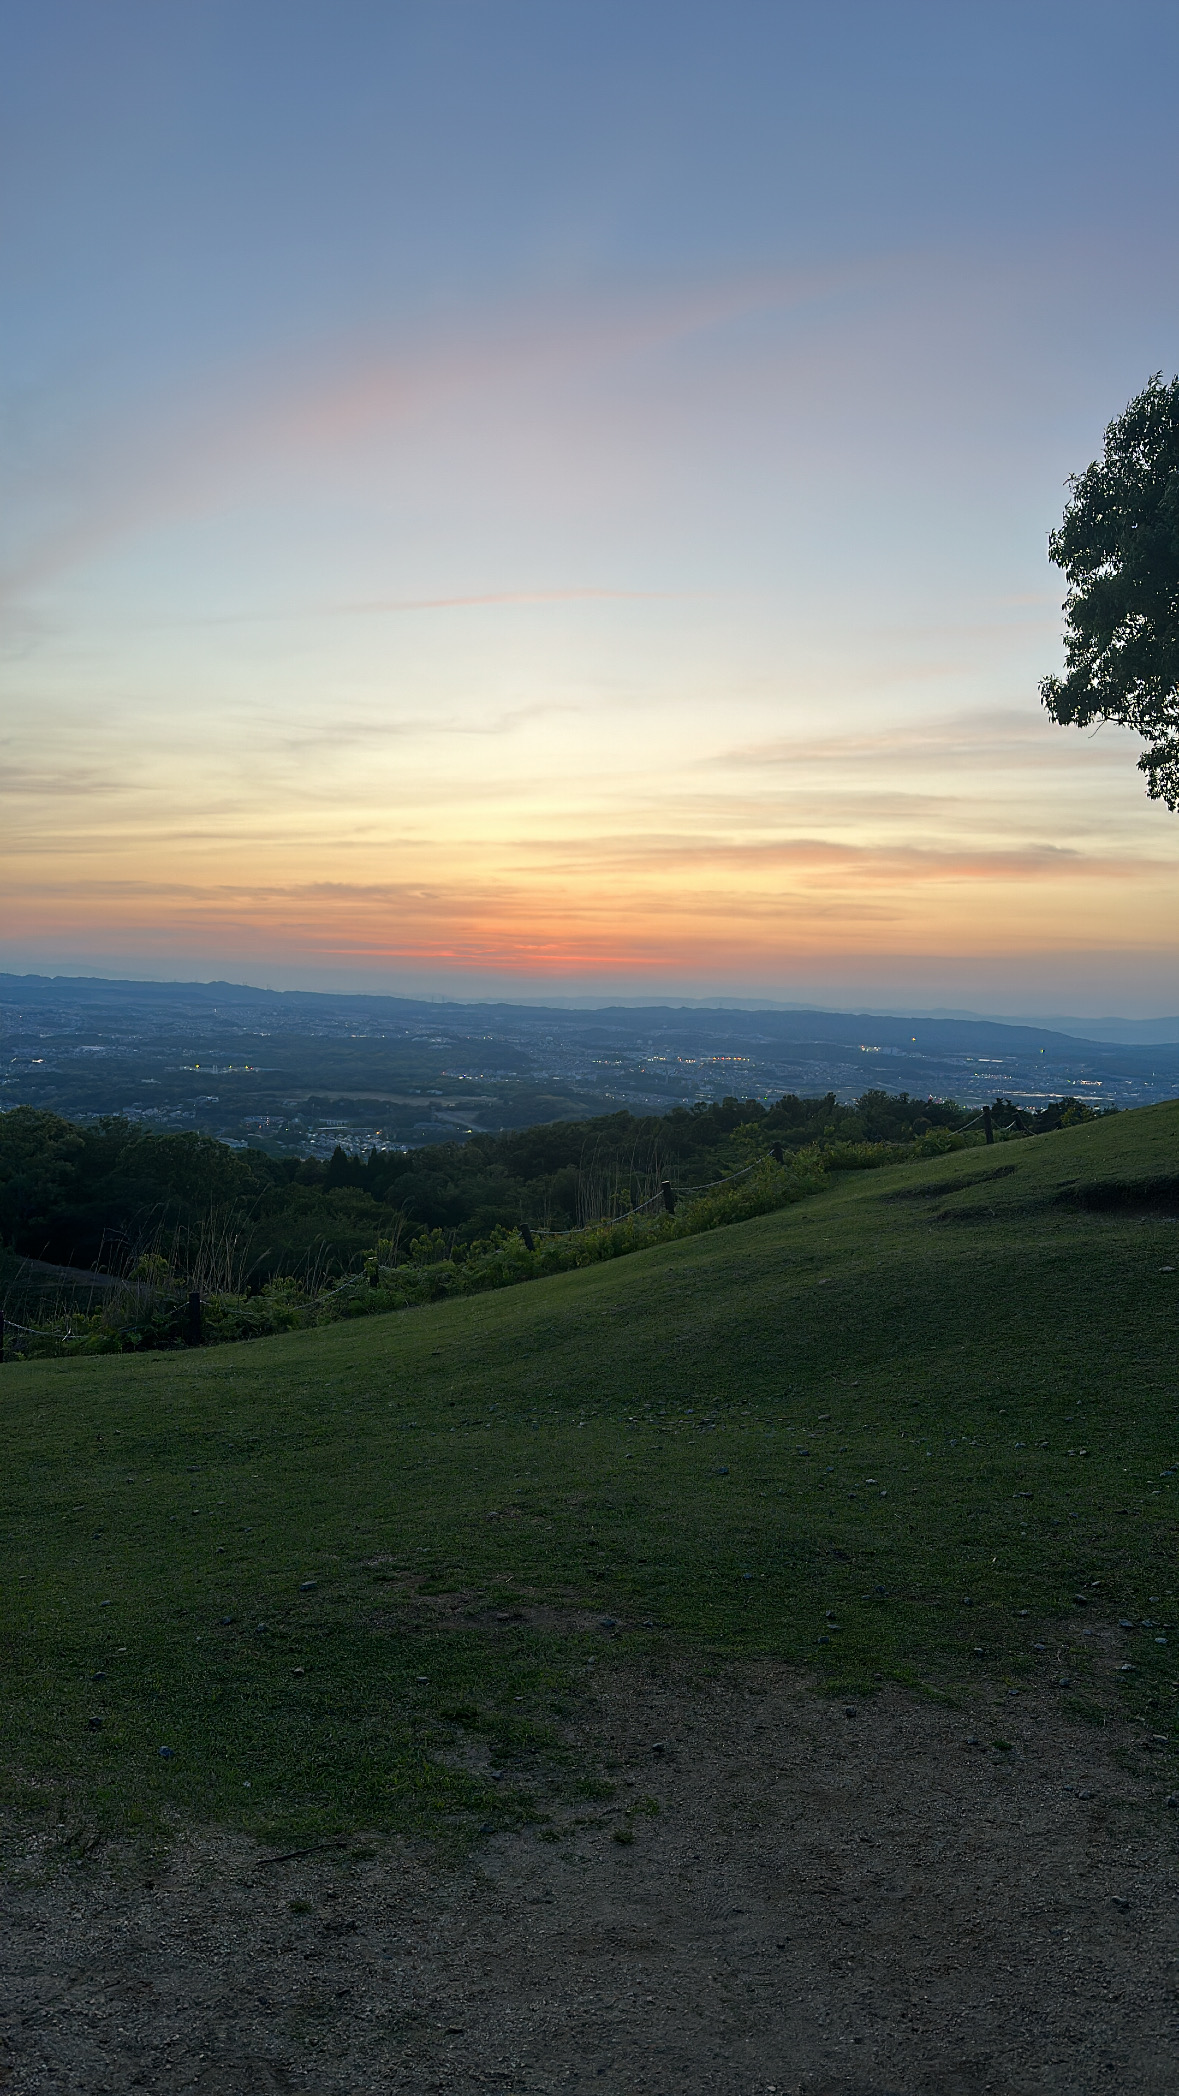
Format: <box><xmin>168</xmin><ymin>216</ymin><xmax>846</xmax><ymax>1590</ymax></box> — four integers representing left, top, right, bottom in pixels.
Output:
<box><xmin>1040</xmin><ymin>373</ymin><xmax>1179</xmax><ymax>808</ymax></box>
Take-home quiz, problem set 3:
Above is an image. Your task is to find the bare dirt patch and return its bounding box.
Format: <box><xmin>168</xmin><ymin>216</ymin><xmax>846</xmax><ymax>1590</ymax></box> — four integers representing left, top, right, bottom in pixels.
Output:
<box><xmin>369</xmin><ymin>1587</ymin><xmax>627</xmax><ymax>1638</ymax></box>
<box><xmin>3</xmin><ymin>1655</ymin><xmax>1177</xmax><ymax>2095</ymax></box>
<box><xmin>363</xmin><ymin>1568</ymin><xmax>641</xmax><ymax>1639</ymax></box>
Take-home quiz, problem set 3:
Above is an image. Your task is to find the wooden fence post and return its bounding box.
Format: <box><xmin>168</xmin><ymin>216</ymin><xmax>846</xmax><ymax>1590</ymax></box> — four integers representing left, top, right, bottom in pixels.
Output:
<box><xmin>186</xmin><ymin>1291</ymin><xmax>203</xmax><ymax>1346</ymax></box>
<box><xmin>519</xmin><ymin>1224</ymin><xmax>535</xmax><ymax>1251</ymax></box>
<box><xmin>983</xmin><ymin>1105</ymin><xmax>994</xmax><ymax>1145</ymax></box>
<box><xmin>771</xmin><ymin>1143</ymin><xmax>784</xmax><ymax>1165</ymax></box>
<box><xmin>661</xmin><ymin>1181</ymin><xmax>677</xmax><ymax>1214</ymax></box>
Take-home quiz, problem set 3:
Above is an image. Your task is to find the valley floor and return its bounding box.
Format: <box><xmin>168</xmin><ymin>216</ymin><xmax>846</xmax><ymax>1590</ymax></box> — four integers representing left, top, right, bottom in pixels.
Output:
<box><xmin>5</xmin><ymin>1648</ymin><xmax>1176</xmax><ymax>2096</ymax></box>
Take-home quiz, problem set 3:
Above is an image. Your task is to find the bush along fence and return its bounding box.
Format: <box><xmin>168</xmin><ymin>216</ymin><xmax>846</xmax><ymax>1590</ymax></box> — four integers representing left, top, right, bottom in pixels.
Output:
<box><xmin>0</xmin><ymin>1122</ymin><xmax>1007</xmax><ymax>1363</ymax></box>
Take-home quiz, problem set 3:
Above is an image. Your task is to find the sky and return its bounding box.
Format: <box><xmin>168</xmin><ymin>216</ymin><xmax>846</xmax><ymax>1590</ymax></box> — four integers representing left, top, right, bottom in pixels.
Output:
<box><xmin>3</xmin><ymin>1</ymin><xmax>1179</xmax><ymax>1019</ymax></box>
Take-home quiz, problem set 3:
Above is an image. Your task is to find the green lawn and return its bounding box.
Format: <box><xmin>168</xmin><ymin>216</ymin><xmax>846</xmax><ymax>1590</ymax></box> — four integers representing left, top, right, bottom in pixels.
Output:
<box><xmin>4</xmin><ymin>1102</ymin><xmax>1178</xmax><ymax>1849</ymax></box>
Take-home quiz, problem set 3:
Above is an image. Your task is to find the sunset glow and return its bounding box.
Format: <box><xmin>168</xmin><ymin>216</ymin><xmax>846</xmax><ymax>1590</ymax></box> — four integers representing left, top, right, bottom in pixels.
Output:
<box><xmin>4</xmin><ymin>6</ymin><xmax>1179</xmax><ymax>1015</ymax></box>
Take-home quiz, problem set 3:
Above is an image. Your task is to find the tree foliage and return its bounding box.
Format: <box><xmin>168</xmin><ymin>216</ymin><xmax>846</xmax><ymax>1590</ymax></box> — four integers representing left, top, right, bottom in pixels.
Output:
<box><xmin>0</xmin><ymin>1090</ymin><xmax>1099</xmax><ymax>1292</ymax></box>
<box><xmin>1040</xmin><ymin>373</ymin><xmax>1179</xmax><ymax>809</ymax></box>
<box><xmin>0</xmin><ymin>1091</ymin><xmax>974</xmax><ymax>1275</ymax></box>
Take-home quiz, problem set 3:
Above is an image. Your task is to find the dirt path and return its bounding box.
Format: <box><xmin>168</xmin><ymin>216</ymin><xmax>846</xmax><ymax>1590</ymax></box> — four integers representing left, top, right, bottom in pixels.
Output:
<box><xmin>3</xmin><ymin>1655</ymin><xmax>1177</xmax><ymax>2095</ymax></box>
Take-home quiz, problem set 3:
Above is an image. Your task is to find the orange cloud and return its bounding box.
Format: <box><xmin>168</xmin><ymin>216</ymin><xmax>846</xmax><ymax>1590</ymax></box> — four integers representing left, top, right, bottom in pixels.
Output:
<box><xmin>7</xmin><ymin>824</ymin><xmax>1179</xmax><ymax>991</ymax></box>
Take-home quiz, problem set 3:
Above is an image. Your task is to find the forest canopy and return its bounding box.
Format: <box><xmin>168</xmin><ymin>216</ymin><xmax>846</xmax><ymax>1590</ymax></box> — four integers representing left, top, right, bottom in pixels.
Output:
<box><xmin>0</xmin><ymin>1089</ymin><xmax>1089</xmax><ymax>1285</ymax></box>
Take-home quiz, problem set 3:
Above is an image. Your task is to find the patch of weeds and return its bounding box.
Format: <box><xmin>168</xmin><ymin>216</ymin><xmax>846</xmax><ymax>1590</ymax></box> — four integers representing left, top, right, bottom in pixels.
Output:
<box><xmin>883</xmin><ymin>1663</ymin><xmax>925</xmax><ymax>1690</ymax></box>
<box><xmin>288</xmin><ymin>1995</ymin><xmax>336</xmax><ymax>2031</ymax></box>
<box><xmin>1062</xmin><ymin>1696</ymin><xmax>1107</xmax><ymax>1726</ymax></box>
<box><xmin>823</xmin><ymin>1674</ymin><xmax>880</xmax><ymax>1700</ymax></box>
<box><xmin>60</xmin><ymin>1823</ymin><xmax>105</xmax><ymax>1859</ymax></box>
<box><xmin>288</xmin><ymin>1898</ymin><xmax>312</xmax><ymax>1914</ymax></box>
<box><xmin>611</xmin><ymin>1825</ymin><xmax>635</xmax><ymax>1844</ymax></box>
<box><xmin>0</xmin><ymin>1776</ymin><xmax>53</xmax><ymax>1820</ymax></box>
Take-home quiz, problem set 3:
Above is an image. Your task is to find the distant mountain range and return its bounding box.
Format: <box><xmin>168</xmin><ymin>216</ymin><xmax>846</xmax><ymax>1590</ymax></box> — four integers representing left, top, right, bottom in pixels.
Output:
<box><xmin>2</xmin><ymin>972</ymin><xmax>1178</xmax><ymax>1125</ymax></box>
<box><xmin>2</xmin><ymin>969</ymin><xmax>1178</xmax><ymax>1051</ymax></box>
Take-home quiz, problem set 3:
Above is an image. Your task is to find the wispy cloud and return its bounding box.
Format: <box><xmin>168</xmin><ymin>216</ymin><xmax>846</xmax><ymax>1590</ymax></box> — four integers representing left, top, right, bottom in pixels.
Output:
<box><xmin>714</xmin><ymin>707</ymin><xmax>1146</xmax><ymax>775</ymax></box>
<box><xmin>0</xmin><ymin>260</ymin><xmax>868</xmax><ymax>609</ymax></box>
<box><xmin>500</xmin><ymin>830</ymin><xmax>1170</xmax><ymax>885</ymax></box>
<box><xmin>189</xmin><ymin>586</ymin><xmax>686</xmax><ymax>626</ymax></box>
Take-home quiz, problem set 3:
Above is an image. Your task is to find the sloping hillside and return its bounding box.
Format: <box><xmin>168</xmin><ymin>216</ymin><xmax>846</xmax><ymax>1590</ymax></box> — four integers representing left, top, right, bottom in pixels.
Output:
<box><xmin>3</xmin><ymin>1102</ymin><xmax>1177</xmax><ymax>1847</ymax></box>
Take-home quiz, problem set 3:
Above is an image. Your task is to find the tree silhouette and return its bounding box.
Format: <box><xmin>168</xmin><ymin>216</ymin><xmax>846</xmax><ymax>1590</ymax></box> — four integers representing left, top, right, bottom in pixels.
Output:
<box><xmin>1040</xmin><ymin>373</ymin><xmax>1179</xmax><ymax>809</ymax></box>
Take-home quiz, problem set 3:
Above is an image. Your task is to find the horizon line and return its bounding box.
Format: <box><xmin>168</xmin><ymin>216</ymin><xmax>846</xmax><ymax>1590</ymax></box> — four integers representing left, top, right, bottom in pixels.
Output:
<box><xmin>2</xmin><ymin>965</ymin><xmax>1178</xmax><ymax>1037</ymax></box>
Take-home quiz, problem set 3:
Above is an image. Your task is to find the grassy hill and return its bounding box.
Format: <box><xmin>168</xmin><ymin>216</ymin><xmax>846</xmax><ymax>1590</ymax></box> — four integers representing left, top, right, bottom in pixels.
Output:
<box><xmin>3</xmin><ymin>1101</ymin><xmax>1177</xmax><ymax>1853</ymax></box>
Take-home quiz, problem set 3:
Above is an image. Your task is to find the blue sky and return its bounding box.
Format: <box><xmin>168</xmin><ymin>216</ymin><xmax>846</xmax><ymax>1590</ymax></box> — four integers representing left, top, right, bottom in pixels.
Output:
<box><xmin>3</xmin><ymin>2</ymin><xmax>1179</xmax><ymax>1013</ymax></box>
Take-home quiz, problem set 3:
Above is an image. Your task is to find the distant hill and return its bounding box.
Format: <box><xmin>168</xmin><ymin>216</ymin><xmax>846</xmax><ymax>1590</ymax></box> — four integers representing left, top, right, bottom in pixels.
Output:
<box><xmin>3</xmin><ymin>972</ymin><xmax>1177</xmax><ymax>1120</ymax></box>
<box><xmin>0</xmin><ymin>968</ymin><xmax>1161</xmax><ymax>1058</ymax></box>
